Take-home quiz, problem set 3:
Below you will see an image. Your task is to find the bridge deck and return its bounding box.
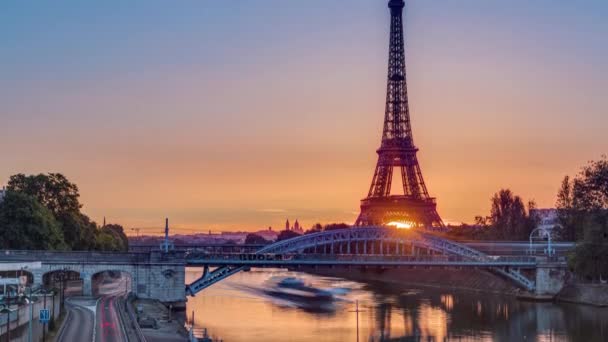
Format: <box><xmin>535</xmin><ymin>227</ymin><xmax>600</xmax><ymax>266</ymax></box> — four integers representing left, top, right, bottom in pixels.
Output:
<box><xmin>185</xmin><ymin>253</ymin><xmax>542</xmax><ymax>268</ymax></box>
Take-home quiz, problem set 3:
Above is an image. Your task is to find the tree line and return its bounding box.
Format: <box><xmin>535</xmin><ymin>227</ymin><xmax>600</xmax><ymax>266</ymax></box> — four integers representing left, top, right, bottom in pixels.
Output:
<box><xmin>0</xmin><ymin>173</ymin><xmax>128</xmax><ymax>251</ymax></box>
<box><xmin>445</xmin><ymin>156</ymin><xmax>608</xmax><ymax>281</ymax></box>
<box><xmin>554</xmin><ymin>157</ymin><xmax>608</xmax><ymax>281</ymax></box>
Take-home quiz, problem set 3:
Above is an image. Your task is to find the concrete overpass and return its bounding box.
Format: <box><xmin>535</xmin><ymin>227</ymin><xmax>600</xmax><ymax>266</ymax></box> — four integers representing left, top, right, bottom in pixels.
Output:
<box><xmin>0</xmin><ymin>250</ymin><xmax>186</xmax><ymax>306</ymax></box>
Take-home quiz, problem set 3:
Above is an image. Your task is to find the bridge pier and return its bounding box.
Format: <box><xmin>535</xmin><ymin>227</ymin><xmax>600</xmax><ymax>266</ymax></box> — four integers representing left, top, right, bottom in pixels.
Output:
<box><xmin>534</xmin><ymin>261</ymin><xmax>567</xmax><ymax>297</ymax></box>
<box><xmin>83</xmin><ymin>276</ymin><xmax>92</xmax><ymax>296</ymax></box>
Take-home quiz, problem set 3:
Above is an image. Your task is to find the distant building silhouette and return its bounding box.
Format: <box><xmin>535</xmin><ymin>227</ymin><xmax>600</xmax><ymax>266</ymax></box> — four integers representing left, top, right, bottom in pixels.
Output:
<box><xmin>285</xmin><ymin>218</ymin><xmax>304</xmax><ymax>234</ymax></box>
<box><xmin>530</xmin><ymin>209</ymin><xmax>560</xmax><ymax>231</ymax></box>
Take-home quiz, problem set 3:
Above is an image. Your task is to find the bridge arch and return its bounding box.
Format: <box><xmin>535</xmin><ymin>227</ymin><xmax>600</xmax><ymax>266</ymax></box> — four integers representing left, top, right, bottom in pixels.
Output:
<box><xmin>91</xmin><ymin>270</ymin><xmax>133</xmax><ymax>297</ymax></box>
<box><xmin>0</xmin><ymin>270</ymin><xmax>34</xmax><ymax>286</ymax></box>
<box><xmin>42</xmin><ymin>269</ymin><xmax>82</xmax><ymax>287</ymax></box>
<box><xmin>186</xmin><ymin>227</ymin><xmax>536</xmax><ymax>296</ymax></box>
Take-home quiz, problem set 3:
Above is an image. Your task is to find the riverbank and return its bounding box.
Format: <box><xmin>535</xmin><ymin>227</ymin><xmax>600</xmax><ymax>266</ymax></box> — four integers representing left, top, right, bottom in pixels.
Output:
<box><xmin>133</xmin><ymin>298</ymin><xmax>188</xmax><ymax>341</ymax></box>
<box><xmin>308</xmin><ymin>267</ymin><xmax>608</xmax><ymax>307</ymax></box>
<box><xmin>557</xmin><ymin>283</ymin><xmax>608</xmax><ymax>307</ymax></box>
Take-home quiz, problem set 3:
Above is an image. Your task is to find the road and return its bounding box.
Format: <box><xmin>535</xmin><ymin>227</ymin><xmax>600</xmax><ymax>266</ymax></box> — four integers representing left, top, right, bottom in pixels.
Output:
<box><xmin>57</xmin><ymin>299</ymin><xmax>95</xmax><ymax>342</ymax></box>
<box><xmin>97</xmin><ymin>295</ymin><xmax>126</xmax><ymax>342</ymax></box>
<box><xmin>58</xmin><ymin>274</ymin><xmax>130</xmax><ymax>342</ymax></box>
<box><xmin>95</xmin><ymin>274</ymin><xmax>129</xmax><ymax>342</ymax></box>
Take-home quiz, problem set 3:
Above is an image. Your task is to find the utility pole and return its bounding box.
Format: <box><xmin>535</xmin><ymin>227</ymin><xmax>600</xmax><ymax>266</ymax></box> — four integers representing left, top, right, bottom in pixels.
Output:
<box><xmin>42</xmin><ymin>291</ymin><xmax>47</xmax><ymax>342</ymax></box>
<box><xmin>349</xmin><ymin>300</ymin><xmax>365</xmax><ymax>342</ymax></box>
<box><xmin>28</xmin><ymin>287</ymin><xmax>33</xmax><ymax>342</ymax></box>
<box><xmin>6</xmin><ymin>289</ymin><xmax>11</xmax><ymax>342</ymax></box>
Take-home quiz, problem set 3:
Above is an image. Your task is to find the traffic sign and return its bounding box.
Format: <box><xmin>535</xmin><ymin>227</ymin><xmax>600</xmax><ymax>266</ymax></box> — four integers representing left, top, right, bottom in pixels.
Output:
<box><xmin>39</xmin><ymin>309</ymin><xmax>50</xmax><ymax>323</ymax></box>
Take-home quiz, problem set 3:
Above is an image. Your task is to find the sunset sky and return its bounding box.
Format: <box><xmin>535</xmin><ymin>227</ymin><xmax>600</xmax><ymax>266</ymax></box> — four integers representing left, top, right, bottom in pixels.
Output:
<box><xmin>1</xmin><ymin>1</ymin><xmax>607</xmax><ymax>233</ymax></box>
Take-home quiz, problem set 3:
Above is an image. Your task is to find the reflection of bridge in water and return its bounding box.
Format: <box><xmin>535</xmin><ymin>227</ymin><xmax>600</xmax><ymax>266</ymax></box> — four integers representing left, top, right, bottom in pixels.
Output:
<box><xmin>364</xmin><ymin>285</ymin><xmax>608</xmax><ymax>342</ymax></box>
<box><xmin>1</xmin><ymin>227</ymin><xmax>571</xmax><ymax>306</ymax></box>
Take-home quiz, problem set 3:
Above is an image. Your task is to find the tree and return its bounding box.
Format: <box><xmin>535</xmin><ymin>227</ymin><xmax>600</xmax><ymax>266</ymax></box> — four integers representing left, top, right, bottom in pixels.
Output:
<box><xmin>100</xmin><ymin>224</ymin><xmax>129</xmax><ymax>251</ymax></box>
<box><xmin>560</xmin><ymin>156</ymin><xmax>608</xmax><ymax>280</ymax></box>
<box><xmin>59</xmin><ymin>211</ymin><xmax>99</xmax><ymax>250</ymax></box>
<box><xmin>0</xmin><ymin>191</ymin><xmax>66</xmax><ymax>250</ymax></box>
<box><xmin>245</xmin><ymin>233</ymin><xmax>270</xmax><ymax>245</ymax></box>
<box><xmin>5</xmin><ymin>172</ymin><xmax>128</xmax><ymax>251</ymax></box>
<box><xmin>323</xmin><ymin>223</ymin><xmax>350</xmax><ymax>231</ymax></box>
<box><xmin>489</xmin><ymin>189</ymin><xmax>531</xmax><ymax>240</ymax></box>
<box><xmin>277</xmin><ymin>229</ymin><xmax>301</xmax><ymax>241</ymax></box>
<box><xmin>95</xmin><ymin>230</ymin><xmax>123</xmax><ymax>251</ymax></box>
<box><xmin>7</xmin><ymin>173</ymin><xmax>86</xmax><ymax>249</ymax></box>
<box><xmin>555</xmin><ymin>176</ymin><xmax>583</xmax><ymax>241</ymax></box>
<box><xmin>7</xmin><ymin>173</ymin><xmax>81</xmax><ymax>216</ymax></box>
<box><xmin>568</xmin><ymin>211</ymin><xmax>608</xmax><ymax>281</ymax></box>
<box><xmin>304</xmin><ymin>223</ymin><xmax>323</xmax><ymax>235</ymax></box>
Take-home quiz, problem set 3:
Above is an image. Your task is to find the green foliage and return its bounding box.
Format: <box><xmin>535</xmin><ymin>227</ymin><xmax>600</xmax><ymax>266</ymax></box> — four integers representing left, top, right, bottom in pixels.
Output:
<box><xmin>3</xmin><ymin>173</ymin><xmax>127</xmax><ymax>251</ymax></box>
<box><xmin>95</xmin><ymin>230</ymin><xmax>124</xmax><ymax>251</ymax></box>
<box><xmin>0</xmin><ymin>191</ymin><xmax>67</xmax><ymax>250</ymax></box>
<box><xmin>567</xmin><ymin>211</ymin><xmax>608</xmax><ymax>281</ymax></box>
<box><xmin>58</xmin><ymin>211</ymin><xmax>99</xmax><ymax>250</ymax></box>
<box><xmin>558</xmin><ymin>157</ymin><xmax>608</xmax><ymax>280</ymax></box>
<box><xmin>244</xmin><ymin>233</ymin><xmax>270</xmax><ymax>245</ymax></box>
<box><xmin>100</xmin><ymin>224</ymin><xmax>129</xmax><ymax>251</ymax></box>
<box><xmin>7</xmin><ymin>173</ymin><xmax>81</xmax><ymax>216</ymax></box>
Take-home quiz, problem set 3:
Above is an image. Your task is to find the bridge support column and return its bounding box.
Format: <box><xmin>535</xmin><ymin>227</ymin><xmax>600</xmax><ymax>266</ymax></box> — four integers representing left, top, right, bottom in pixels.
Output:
<box><xmin>83</xmin><ymin>276</ymin><xmax>92</xmax><ymax>296</ymax></box>
<box><xmin>363</xmin><ymin>241</ymin><xmax>367</xmax><ymax>254</ymax></box>
<box><xmin>535</xmin><ymin>261</ymin><xmax>567</xmax><ymax>297</ymax></box>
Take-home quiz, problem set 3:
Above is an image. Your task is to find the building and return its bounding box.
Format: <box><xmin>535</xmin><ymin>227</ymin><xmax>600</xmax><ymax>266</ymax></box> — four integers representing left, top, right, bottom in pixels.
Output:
<box><xmin>0</xmin><ymin>186</ymin><xmax>6</xmax><ymax>203</ymax></box>
<box><xmin>530</xmin><ymin>209</ymin><xmax>560</xmax><ymax>231</ymax></box>
<box><xmin>285</xmin><ymin>219</ymin><xmax>304</xmax><ymax>234</ymax></box>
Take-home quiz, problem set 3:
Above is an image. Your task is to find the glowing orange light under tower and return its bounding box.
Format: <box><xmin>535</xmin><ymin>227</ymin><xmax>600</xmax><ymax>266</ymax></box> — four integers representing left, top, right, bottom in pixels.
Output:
<box><xmin>387</xmin><ymin>221</ymin><xmax>413</xmax><ymax>229</ymax></box>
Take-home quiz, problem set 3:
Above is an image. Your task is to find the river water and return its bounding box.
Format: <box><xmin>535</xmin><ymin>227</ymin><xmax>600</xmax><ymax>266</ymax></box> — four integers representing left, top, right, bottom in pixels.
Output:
<box><xmin>185</xmin><ymin>268</ymin><xmax>608</xmax><ymax>342</ymax></box>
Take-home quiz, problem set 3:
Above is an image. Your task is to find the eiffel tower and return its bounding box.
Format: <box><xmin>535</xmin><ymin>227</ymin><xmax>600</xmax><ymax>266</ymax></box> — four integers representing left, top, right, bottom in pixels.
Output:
<box><xmin>355</xmin><ymin>0</ymin><xmax>443</xmax><ymax>228</ymax></box>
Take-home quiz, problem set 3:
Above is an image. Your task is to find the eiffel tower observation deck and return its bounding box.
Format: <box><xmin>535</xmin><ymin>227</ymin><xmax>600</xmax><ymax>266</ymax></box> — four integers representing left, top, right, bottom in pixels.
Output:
<box><xmin>356</xmin><ymin>0</ymin><xmax>443</xmax><ymax>228</ymax></box>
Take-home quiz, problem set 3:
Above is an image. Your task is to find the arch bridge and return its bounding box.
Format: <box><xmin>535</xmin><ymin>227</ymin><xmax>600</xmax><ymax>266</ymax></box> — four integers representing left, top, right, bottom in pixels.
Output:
<box><xmin>0</xmin><ymin>227</ymin><xmax>568</xmax><ymax>304</ymax></box>
<box><xmin>186</xmin><ymin>227</ymin><xmax>567</xmax><ymax>297</ymax></box>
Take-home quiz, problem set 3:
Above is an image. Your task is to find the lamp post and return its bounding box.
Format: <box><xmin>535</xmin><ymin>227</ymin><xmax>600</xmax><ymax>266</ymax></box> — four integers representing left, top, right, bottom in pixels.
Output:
<box><xmin>23</xmin><ymin>286</ymin><xmax>34</xmax><ymax>342</ymax></box>
<box><xmin>41</xmin><ymin>289</ymin><xmax>47</xmax><ymax>342</ymax></box>
<box><xmin>2</xmin><ymin>286</ymin><xmax>15</xmax><ymax>342</ymax></box>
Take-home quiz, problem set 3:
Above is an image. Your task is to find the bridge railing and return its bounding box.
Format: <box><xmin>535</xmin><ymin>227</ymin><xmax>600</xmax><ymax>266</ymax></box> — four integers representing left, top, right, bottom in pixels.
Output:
<box><xmin>0</xmin><ymin>250</ymin><xmax>152</xmax><ymax>263</ymax></box>
<box><xmin>185</xmin><ymin>252</ymin><xmax>538</xmax><ymax>264</ymax></box>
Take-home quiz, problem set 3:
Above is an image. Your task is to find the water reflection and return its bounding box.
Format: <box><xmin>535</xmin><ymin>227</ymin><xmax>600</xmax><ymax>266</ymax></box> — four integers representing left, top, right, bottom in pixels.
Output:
<box><xmin>186</xmin><ymin>268</ymin><xmax>608</xmax><ymax>342</ymax></box>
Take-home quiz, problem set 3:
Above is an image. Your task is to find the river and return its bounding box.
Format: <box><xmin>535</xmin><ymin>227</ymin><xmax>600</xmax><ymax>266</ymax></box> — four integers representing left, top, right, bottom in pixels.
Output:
<box><xmin>185</xmin><ymin>268</ymin><xmax>608</xmax><ymax>342</ymax></box>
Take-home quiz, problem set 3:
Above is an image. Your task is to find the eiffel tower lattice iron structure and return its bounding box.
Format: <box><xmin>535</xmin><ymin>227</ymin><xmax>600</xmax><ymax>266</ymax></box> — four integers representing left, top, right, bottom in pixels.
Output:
<box><xmin>355</xmin><ymin>0</ymin><xmax>443</xmax><ymax>228</ymax></box>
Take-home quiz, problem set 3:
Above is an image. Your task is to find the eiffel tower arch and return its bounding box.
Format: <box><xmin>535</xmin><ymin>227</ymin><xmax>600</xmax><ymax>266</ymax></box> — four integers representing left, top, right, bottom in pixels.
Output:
<box><xmin>356</xmin><ymin>0</ymin><xmax>443</xmax><ymax>228</ymax></box>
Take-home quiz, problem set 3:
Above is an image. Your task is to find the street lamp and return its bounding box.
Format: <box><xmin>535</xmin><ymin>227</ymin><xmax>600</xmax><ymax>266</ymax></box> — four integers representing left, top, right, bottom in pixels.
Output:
<box><xmin>0</xmin><ymin>297</ymin><xmax>13</xmax><ymax>342</ymax></box>
<box><xmin>22</xmin><ymin>286</ymin><xmax>35</xmax><ymax>342</ymax></box>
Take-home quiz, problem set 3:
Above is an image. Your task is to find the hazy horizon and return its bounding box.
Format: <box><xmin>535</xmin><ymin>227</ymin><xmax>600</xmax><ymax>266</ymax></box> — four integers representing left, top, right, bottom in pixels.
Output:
<box><xmin>2</xmin><ymin>0</ymin><xmax>607</xmax><ymax>233</ymax></box>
